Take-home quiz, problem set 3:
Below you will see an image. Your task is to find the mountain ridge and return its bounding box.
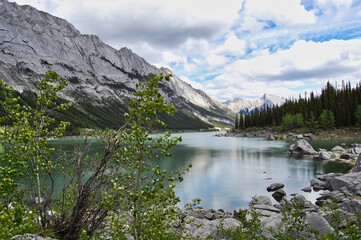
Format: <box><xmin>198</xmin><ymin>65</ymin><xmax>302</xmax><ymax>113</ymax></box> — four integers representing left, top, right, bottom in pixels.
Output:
<box><xmin>224</xmin><ymin>93</ymin><xmax>285</xmax><ymax>113</ymax></box>
<box><xmin>0</xmin><ymin>0</ymin><xmax>233</xmax><ymax>130</ymax></box>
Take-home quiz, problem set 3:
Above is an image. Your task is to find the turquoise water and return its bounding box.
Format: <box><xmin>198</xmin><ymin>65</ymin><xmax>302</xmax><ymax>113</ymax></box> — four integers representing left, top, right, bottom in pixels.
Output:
<box><xmin>46</xmin><ymin>132</ymin><xmax>352</xmax><ymax>210</ymax></box>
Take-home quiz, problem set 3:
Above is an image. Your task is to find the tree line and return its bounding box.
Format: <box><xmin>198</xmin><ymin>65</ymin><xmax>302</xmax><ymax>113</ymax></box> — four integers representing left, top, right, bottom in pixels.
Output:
<box><xmin>235</xmin><ymin>81</ymin><xmax>361</xmax><ymax>130</ymax></box>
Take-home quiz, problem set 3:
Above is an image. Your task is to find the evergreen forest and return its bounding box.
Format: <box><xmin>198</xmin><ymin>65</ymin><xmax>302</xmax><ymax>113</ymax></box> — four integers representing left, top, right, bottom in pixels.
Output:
<box><xmin>235</xmin><ymin>81</ymin><xmax>361</xmax><ymax>131</ymax></box>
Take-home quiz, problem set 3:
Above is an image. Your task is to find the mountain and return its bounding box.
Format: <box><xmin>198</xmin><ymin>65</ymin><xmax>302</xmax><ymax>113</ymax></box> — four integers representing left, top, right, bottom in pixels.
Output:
<box><xmin>0</xmin><ymin>0</ymin><xmax>233</xmax><ymax>130</ymax></box>
<box><xmin>224</xmin><ymin>93</ymin><xmax>285</xmax><ymax>113</ymax></box>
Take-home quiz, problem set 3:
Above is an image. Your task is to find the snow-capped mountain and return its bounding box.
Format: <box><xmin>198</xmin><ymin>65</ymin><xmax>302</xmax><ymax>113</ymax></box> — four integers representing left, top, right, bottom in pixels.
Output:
<box><xmin>0</xmin><ymin>0</ymin><xmax>233</xmax><ymax>129</ymax></box>
<box><xmin>224</xmin><ymin>93</ymin><xmax>285</xmax><ymax>113</ymax></box>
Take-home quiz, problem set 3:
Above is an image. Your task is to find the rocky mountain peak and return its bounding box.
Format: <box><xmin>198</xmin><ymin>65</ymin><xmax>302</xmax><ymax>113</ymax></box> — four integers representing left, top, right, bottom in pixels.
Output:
<box><xmin>224</xmin><ymin>94</ymin><xmax>285</xmax><ymax>113</ymax></box>
<box><xmin>0</xmin><ymin>0</ymin><xmax>233</xmax><ymax>129</ymax></box>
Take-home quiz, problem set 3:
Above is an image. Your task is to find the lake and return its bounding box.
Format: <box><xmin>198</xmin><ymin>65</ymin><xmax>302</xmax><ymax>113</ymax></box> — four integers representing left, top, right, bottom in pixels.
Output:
<box><xmin>162</xmin><ymin>132</ymin><xmax>351</xmax><ymax>210</ymax></box>
<box><xmin>47</xmin><ymin>131</ymin><xmax>352</xmax><ymax>211</ymax></box>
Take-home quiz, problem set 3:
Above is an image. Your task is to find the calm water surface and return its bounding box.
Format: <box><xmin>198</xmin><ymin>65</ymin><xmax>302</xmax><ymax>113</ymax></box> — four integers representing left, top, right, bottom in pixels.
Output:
<box><xmin>48</xmin><ymin>132</ymin><xmax>351</xmax><ymax>211</ymax></box>
<box><xmin>163</xmin><ymin>132</ymin><xmax>351</xmax><ymax>210</ymax></box>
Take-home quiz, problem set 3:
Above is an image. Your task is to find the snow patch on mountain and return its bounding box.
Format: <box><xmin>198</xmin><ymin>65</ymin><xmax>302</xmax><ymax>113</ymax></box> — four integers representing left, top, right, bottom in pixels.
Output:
<box><xmin>224</xmin><ymin>93</ymin><xmax>285</xmax><ymax>113</ymax></box>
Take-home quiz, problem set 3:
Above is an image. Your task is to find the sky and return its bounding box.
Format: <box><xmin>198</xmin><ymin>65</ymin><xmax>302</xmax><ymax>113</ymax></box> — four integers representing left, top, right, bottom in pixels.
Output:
<box><xmin>10</xmin><ymin>0</ymin><xmax>361</xmax><ymax>102</ymax></box>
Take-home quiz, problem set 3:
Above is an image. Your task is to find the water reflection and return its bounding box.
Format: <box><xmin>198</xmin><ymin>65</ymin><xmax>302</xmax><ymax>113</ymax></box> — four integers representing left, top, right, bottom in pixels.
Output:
<box><xmin>161</xmin><ymin>132</ymin><xmax>351</xmax><ymax>210</ymax></box>
<box><xmin>46</xmin><ymin>132</ymin><xmax>352</xmax><ymax>211</ymax></box>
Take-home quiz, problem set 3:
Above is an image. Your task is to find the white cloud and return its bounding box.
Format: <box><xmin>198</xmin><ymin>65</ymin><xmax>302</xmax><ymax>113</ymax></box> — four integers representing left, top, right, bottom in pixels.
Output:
<box><xmin>205</xmin><ymin>54</ymin><xmax>228</xmax><ymax>69</ymax></box>
<box><xmin>204</xmin><ymin>39</ymin><xmax>361</xmax><ymax>101</ymax></box>
<box><xmin>317</xmin><ymin>0</ymin><xmax>353</xmax><ymax>9</ymax></box>
<box><xmin>214</xmin><ymin>34</ymin><xmax>247</xmax><ymax>57</ymax></box>
<box><xmin>242</xmin><ymin>0</ymin><xmax>316</xmax><ymax>26</ymax></box>
<box><xmin>239</xmin><ymin>16</ymin><xmax>267</xmax><ymax>32</ymax></box>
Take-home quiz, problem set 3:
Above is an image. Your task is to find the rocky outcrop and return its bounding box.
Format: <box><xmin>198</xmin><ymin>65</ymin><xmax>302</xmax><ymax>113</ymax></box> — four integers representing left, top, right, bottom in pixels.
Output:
<box><xmin>0</xmin><ymin>0</ymin><xmax>232</xmax><ymax>129</ymax></box>
<box><xmin>350</xmin><ymin>153</ymin><xmax>361</xmax><ymax>173</ymax></box>
<box><xmin>288</xmin><ymin>139</ymin><xmax>318</xmax><ymax>155</ymax></box>
<box><xmin>182</xmin><ymin>208</ymin><xmax>238</xmax><ymax>238</ymax></box>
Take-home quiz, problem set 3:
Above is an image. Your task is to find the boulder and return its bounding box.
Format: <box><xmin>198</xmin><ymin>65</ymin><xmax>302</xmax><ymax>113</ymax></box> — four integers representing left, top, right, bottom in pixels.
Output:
<box><xmin>291</xmin><ymin>194</ymin><xmax>320</xmax><ymax>212</ymax></box>
<box><xmin>267</xmin><ymin>183</ymin><xmax>285</xmax><ymax>192</ymax></box>
<box><xmin>265</xmin><ymin>133</ymin><xmax>275</xmax><ymax>141</ymax></box>
<box><xmin>272</xmin><ymin>189</ymin><xmax>286</xmax><ymax>202</ymax></box>
<box><xmin>331</xmin><ymin>146</ymin><xmax>345</xmax><ymax>152</ymax></box>
<box><xmin>305</xmin><ymin>213</ymin><xmax>334</xmax><ymax>236</ymax></box>
<box><xmin>349</xmin><ymin>153</ymin><xmax>361</xmax><ymax>173</ymax></box>
<box><xmin>187</xmin><ymin>208</ymin><xmax>232</xmax><ymax>220</ymax></box>
<box><xmin>301</xmin><ymin>186</ymin><xmax>312</xmax><ymax>192</ymax></box>
<box><xmin>288</xmin><ymin>140</ymin><xmax>318</xmax><ymax>155</ymax></box>
<box><xmin>253</xmin><ymin>204</ymin><xmax>281</xmax><ymax>214</ymax></box>
<box><xmin>184</xmin><ymin>215</ymin><xmax>240</xmax><ymax>239</ymax></box>
<box><xmin>310</xmin><ymin>178</ymin><xmax>328</xmax><ymax>191</ymax></box>
<box><xmin>328</xmin><ymin>172</ymin><xmax>361</xmax><ymax>195</ymax></box>
<box><xmin>251</xmin><ymin>195</ymin><xmax>273</xmax><ymax>206</ymax></box>
<box><xmin>319</xmin><ymin>151</ymin><xmax>332</xmax><ymax>160</ymax></box>
<box><xmin>338</xmin><ymin>199</ymin><xmax>361</xmax><ymax>215</ymax></box>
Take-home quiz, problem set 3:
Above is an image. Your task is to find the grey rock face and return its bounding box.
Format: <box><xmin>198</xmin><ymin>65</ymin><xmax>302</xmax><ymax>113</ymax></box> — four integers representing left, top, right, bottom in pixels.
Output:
<box><xmin>349</xmin><ymin>153</ymin><xmax>361</xmax><ymax>173</ymax></box>
<box><xmin>339</xmin><ymin>199</ymin><xmax>361</xmax><ymax>215</ymax></box>
<box><xmin>305</xmin><ymin>213</ymin><xmax>334</xmax><ymax>236</ymax></box>
<box><xmin>0</xmin><ymin>0</ymin><xmax>231</xmax><ymax>127</ymax></box>
<box><xmin>267</xmin><ymin>183</ymin><xmax>285</xmax><ymax>192</ymax></box>
<box><xmin>288</xmin><ymin>140</ymin><xmax>318</xmax><ymax>155</ymax></box>
<box><xmin>328</xmin><ymin>172</ymin><xmax>361</xmax><ymax>195</ymax></box>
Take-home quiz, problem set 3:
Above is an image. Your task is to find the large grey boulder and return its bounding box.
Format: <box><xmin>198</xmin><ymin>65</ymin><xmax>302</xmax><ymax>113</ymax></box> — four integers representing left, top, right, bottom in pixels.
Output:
<box><xmin>331</xmin><ymin>146</ymin><xmax>345</xmax><ymax>152</ymax></box>
<box><xmin>272</xmin><ymin>189</ymin><xmax>286</xmax><ymax>202</ymax></box>
<box><xmin>349</xmin><ymin>153</ymin><xmax>361</xmax><ymax>173</ymax></box>
<box><xmin>305</xmin><ymin>213</ymin><xmax>334</xmax><ymax>236</ymax></box>
<box><xmin>267</xmin><ymin>183</ymin><xmax>285</xmax><ymax>192</ymax></box>
<box><xmin>184</xmin><ymin>216</ymin><xmax>240</xmax><ymax>239</ymax></box>
<box><xmin>288</xmin><ymin>140</ymin><xmax>318</xmax><ymax>155</ymax></box>
<box><xmin>251</xmin><ymin>195</ymin><xmax>273</xmax><ymax>206</ymax></box>
<box><xmin>319</xmin><ymin>150</ymin><xmax>332</xmax><ymax>160</ymax></box>
<box><xmin>310</xmin><ymin>178</ymin><xmax>328</xmax><ymax>191</ymax></box>
<box><xmin>338</xmin><ymin>199</ymin><xmax>361</xmax><ymax>215</ymax></box>
<box><xmin>328</xmin><ymin>172</ymin><xmax>361</xmax><ymax>195</ymax></box>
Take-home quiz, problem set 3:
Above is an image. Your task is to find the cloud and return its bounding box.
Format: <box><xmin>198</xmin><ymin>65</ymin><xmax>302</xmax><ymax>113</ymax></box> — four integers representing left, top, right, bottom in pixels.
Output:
<box><xmin>214</xmin><ymin>34</ymin><xmax>247</xmax><ymax>57</ymax></box>
<box><xmin>13</xmin><ymin>0</ymin><xmax>241</xmax><ymax>50</ymax></box>
<box><xmin>205</xmin><ymin>54</ymin><xmax>228</xmax><ymax>69</ymax></box>
<box><xmin>205</xmin><ymin>39</ymin><xmax>361</xmax><ymax>101</ymax></box>
<box><xmin>241</xmin><ymin>0</ymin><xmax>316</xmax><ymax>27</ymax></box>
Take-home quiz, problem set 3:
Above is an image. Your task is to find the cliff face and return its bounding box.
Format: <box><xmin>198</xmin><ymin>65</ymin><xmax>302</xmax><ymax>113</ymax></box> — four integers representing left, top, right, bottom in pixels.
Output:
<box><xmin>0</xmin><ymin>0</ymin><xmax>232</xmax><ymax>129</ymax></box>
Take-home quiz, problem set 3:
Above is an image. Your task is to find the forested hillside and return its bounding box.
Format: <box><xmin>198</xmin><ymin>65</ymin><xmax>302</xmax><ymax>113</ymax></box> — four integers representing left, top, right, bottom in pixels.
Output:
<box><xmin>235</xmin><ymin>81</ymin><xmax>361</xmax><ymax>130</ymax></box>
